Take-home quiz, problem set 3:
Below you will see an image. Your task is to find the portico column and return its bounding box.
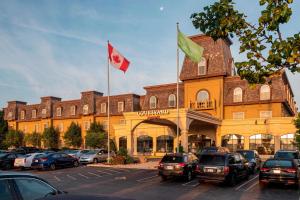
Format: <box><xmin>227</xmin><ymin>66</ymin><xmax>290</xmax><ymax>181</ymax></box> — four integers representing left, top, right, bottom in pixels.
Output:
<box><xmin>274</xmin><ymin>135</ymin><xmax>280</xmax><ymax>153</ymax></box>
<box><xmin>133</xmin><ymin>134</ymin><xmax>138</xmax><ymax>156</ymax></box>
<box><xmin>153</xmin><ymin>137</ymin><xmax>157</xmax><ymax>156</ymax></box>
<box><xmin>244</xmin><ymin>135</ymin><xmax>250</xmax><ymax>150</ymax></box>
<box><xmin>180</xmin><ymin>129</ymin><xmax>189</xmax><ymax>152</ymax></box>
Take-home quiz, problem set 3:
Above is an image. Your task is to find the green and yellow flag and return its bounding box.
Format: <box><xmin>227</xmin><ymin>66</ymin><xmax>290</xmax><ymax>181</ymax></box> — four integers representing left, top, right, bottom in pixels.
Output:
<box><xmin>178</xmin><ymin>30</ymin><xmax>204</xmax><ymax>63</ymax></box>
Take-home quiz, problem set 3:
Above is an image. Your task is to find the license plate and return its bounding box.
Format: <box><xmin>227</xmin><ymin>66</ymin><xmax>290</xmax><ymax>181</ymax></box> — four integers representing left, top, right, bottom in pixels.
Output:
<box><xmin>205</xmin><ymin>168</ymin><xmax>215</xmax><ymax>173</ymax></box>
<box><xmin>165</xmin><ymin>166</ymin><xmax>174</xmax><ymax>170</ymax></box>
<box><xmin>273</xmin><ymin>170</ymin><xmax>281</xmax><ymax>174</ymax></box>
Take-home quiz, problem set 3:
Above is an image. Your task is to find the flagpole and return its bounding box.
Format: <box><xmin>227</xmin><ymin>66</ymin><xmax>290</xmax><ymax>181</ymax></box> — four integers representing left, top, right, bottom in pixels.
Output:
<box><xmin>176</xmin><ymin>22</ymin><xmax>180</xmax><ymax>153</ymax></box>
<box><xmin>107</xmin><ymin>40</ymin><xmax>111</xmax><ymax>164</ymax></box>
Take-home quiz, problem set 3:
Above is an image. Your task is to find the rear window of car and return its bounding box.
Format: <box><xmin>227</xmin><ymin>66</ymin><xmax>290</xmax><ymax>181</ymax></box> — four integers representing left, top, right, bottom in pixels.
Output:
<box><xmin>264</xmin><ymin>160</ymin><xmax>293</xmax><ymax>168</ymax></box>
<box><xmin>237</xmin><ymin>151</ymin><xmax>254</xmax><ymax>160</ymax></box>
<box><xmin>0</xmin><ymin>153</ymin><xmax>8</xmax><ymax>158</ymax></box>
<box><xmin>161</xmin><ymin>155</ymin><xmax>183</xmax><ymax>163</ymax></box>
<box><xmin>274</xmin><ymin>152</ymin><xmax>298</xmax><ymax>159</ymax></box>
<box><xmin>199</xmin><ymin>155</ymin><xmax>225</xmax><ymax>166</ymax></box>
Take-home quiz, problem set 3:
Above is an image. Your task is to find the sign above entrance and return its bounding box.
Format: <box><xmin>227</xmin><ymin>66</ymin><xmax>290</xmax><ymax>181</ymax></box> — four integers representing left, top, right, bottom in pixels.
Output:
<box><xmin>137</xmin><ymin>109</ymin><xmax>170</xmax><ymax>117</ymax></box>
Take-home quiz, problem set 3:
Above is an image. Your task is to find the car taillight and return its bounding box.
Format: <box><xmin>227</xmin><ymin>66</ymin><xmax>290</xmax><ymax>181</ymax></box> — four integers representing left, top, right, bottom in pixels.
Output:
<box><xmin>284</xmin><ymin>168</ymin><xmax>296</xmax><ymax>173</ymax></box>
<box><xmin>159</xmin><ymin>162</ymin><xmax>164</xmax><ymax>168</ymax></box>
<box><xmin>195</xmin><ymin>164</ymin><xmax>200</xmax><ymax>172</ymax></box>
<box><xmin>24</xmin><ymin>158</ymin><xmax>26</xmax><ymax>163</ymax></box>
<box><xmin>223</xmin><ymin>166</ymin><xmax>230</xmax><ymax>175</ymax></box>
<box><xmin>260</xmin><ymin>167</ymin><xmax>270</xmax><ymax>172</ymax></box>
<box><xmin>40</xmin><ymin>158</ymin><xmax>48</xmax><ymax>162</ymax></box>
<box><xmin>176</xmin><ymin>163</ymin><xmax>185</xmax><ymax>168</ymax></box>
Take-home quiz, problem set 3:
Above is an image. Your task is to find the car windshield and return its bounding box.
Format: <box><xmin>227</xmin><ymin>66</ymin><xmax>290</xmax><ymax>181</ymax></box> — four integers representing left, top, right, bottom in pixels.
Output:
<box><xmin>35</xmin><ymin>154</ymin><xmax>47</xmax><ymax>158</ymax></box>
<box><xmin>237</xmin><ymin>151</ymin><xmax>254</xmax><ymax>161</ymax></box>
<box><xmin>274</xmin><ymin>152</ymin><xmax>298</xmax><ymax>159</ymax></box>
<box><xmin>161</xmin><ymin>155</ymin><xmax>183</xmax><ymax>163</ymax></box>
<box><xmin>199</xmin><ymin>155</ymin><xmax>225</xmax><ymax>166</ymax></box>
<box><xmin>84</xmin><ymin>150</ymin><xmax>98</xmax><ymax>155</ymax></box>
<box><xmin>0</xmin><ymin>153</ymin><xmax>8</xmax><ymax>158</ymax></box>
<box><xmin>264</xmin><ymin>160</ymin><xmax>293</xmax><ymax>168</ymax></box>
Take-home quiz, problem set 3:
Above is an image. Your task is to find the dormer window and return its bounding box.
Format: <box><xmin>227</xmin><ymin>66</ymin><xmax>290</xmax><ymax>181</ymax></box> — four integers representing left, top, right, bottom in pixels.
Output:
<box><xmin>56</xmin><ymin>107</ymin><xmax>62</xmax><ymax>117</ymax></box>
<box><xmin>198</xmin><ymin>58</ymin><xmax>207</xmax><ymax>75</ymax></box>
<box><xmin>118</xmin><ymin>101</ymin><xmax>124</xmax><ymax>112</ymax></box>
<box><xmin>150</xmin><ymin>96</ymin><xmax>157</xmax><ymax>109</ymax></box>
<box><xmin>83</xmin><ymin>104</ymin><xmax>89</xmax><ymax>115</ymax></box>
<box><xmin>20</xmin><ymin>110</ymin><xmax>25</xmax><ymax>120</ymax></box>
<box><xmin>32</xmin><ymin>109</ymin><xmax>37</xmax><ymax>119</ymax></box>
<box><xmin>41</xmin><ymin>108</ymin><xmax>47</xmax><ymax>116</ymax></box>
<box><xmin>233</xmin><ymin>87</ymin><xmax>243</xmax><ymax>102</ymax></box>
<box><xmin>197</xmin><ymin>90</ymin><xmax>209</xmax><ymax>102</ymax></box>
<box><xmin>260</xmin><ymin>85</ymin><xmax>271</xmax><ymax>100</ymax></box>
<box><xmin>7</xmin><ymin>112</ymin><xmax>13</xmax><ymax>119</ymax></box>
<box><xmin>168</xmin><ymin>94</ymin><xmax>176</xmax><ymax>107</ymax></box>
<box><xmin>101</xmin><ymin>103</ymin><xmax>107</xmax><ymax>113</ymax></box>
<box><xmin>70</xmin><ymin>105</ymin><xmax>76</xmax><ymax>116</ymax></box>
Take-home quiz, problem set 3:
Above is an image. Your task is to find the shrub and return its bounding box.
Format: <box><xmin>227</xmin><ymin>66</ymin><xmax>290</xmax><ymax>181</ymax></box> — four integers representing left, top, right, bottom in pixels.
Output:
<box><xmin>25</xmin><ymin>132</ymin><xmax>42</xmax><ymax>147</ymax></box>
<box><xmin>111</xmin><ymin>155</ymin><xmax>125</xmax><ymax>165</ymax></box>
<box><xmin>64</xmin><ymin>122</ymin><xmax>82</xmax><ymax>148</ymax></box>
<box><xmin>42</xmin><ymin>127</ymin><xmax>59</xmax><ymax>148</ymax></box>
<box><xmin>4</xmin><ymin>129</ymin><xmax>24</xmax><ymax>148</ymax></box>
<box><xmin>117</xmin><ymin>147</ymin><xmax>128</xmax><ymax>157</ymax></box>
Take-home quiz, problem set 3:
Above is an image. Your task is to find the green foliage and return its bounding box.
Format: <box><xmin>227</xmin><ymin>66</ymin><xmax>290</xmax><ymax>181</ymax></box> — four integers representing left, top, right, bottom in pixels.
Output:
<box><xmin>191</xmin><ymin>0</ymin><xmax>300</xmax><ymax>84</ymax></box>
<box><xmin>64</xmin><ymin>122</ymin><xmax>82</xmax><ymax>148</ymax></box>
<box><xmin>0</xmin><ymin>110</ymin><xmax>8</xmax><ymax>149</ymax></box>
<box><xmin>42</xmin><ymin>126</ymin><xmax>59</xmax><ymax>148</ymax></box>
<box><xmin>294</xmin><ymin>113</ymin><xmax>300</xmax><ymax>150</ymax></box>
<box><xmin>25</xmin><ymin>132</ymin><xmax>42</xmax><ymax>147</ymax></box>
<box><xmin>85</xmin><ymin>122</ymin><xmax>106</xmax><ymax>149</ymax></box>
<box><xmin>117</xmin><ymin>147</ymin><xmax>128</xmax><ymax>157</ymax></box>
<box><xmin>4</xmin><ymin>129</ymin><xmax>24</xmax><ymax>148</ymax></box>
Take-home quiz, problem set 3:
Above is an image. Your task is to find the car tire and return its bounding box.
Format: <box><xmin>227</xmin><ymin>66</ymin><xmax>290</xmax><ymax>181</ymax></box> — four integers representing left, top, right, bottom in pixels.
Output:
<box><xmin>161</xmin><ymin>175</ymin><xmax>168</xmax><ymax>181</ymax></box>
<box><xmin>93</xmin><ymin>158</ymin><xmax>98</xmax><ymax>164</ymax></box>
<box><xmin>73</xmin><ymin>161</ymin><xmax>79</xmax><ymax>167</ymax></box>
<box><xmin>293</xmin><ymin>182</ymin><xmax>299</xmax><ymax>190</ymax></box>
<box><xmin>50</xmin><ymin>163</ymin><xmax>56</xmax><ymax>170</ymax></box>
<box><xmin>185</xmin><ymin>170</ymin><xmax>192</xmax><ymax>182</ymax></box>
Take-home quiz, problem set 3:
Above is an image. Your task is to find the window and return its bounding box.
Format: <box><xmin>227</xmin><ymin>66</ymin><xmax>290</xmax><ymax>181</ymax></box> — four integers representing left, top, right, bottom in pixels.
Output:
<box><xmin>119</xmin><ymin>119</ymin><xmax>126</xmax><ymax>125</ymax></box>
<box><xmin>43</xmin><ymin>123</ymin><xmax>48</xmax><ymax>130</ymax></box>
<box><xmin>84</xmin><ymin>121</ymin><xmax>90</xmax><ymax>131</ymax></box>
<box><xmin>221</xmin><ymin>134</ymin><xmax>244</xmax><ymax>152</ymax></box>
<box><xmin>58</xmin><ymin>123</ymin><xmax>64</xmax><ymax>132</ymax></box>
<box><xmin>56</xmin><ymin>107</ymin><xmax>62</xmax><ymax>117</ymax></box>
<box><xmin>0</xmin><ymin>180</ymin><xmax>13</xmax><ymax>200</ymax></box>
<box><xmin>32</xmin><ymin>110</ymin><xmax>37</xmax><ymax>119</ymax></box>
<box><xmin>280</xmin><ymin>134</ymin><xmax>296</xmax><ymax>150</ymax></box>
<box><xmin>41</xmin><ymin>108</ymin><xmax>47</xmax><ymax>116</ymax></box>
<box><xmin>233</xmin><ymin>87</ymin><xmax>243</xmax><ymax>102</ymax></box>
<box><xmin>70</xmin><ymin>106</ymin><xmax>76</xmax><ymax>116</ymax></box>
<box><xmin>118</xmin><ymin>101</ymin><xmax>124</xmax><ymax>112</ymax></box>
<box><xmin>156</xmin><ymin>135</ymin><xmax>174</xmax><ymax>153</ymax></box>
<box><xmin>260</xmin><ymin>85</ymin><xmax>271</xmax><ymax>100</ymax></box>
<box><xmin>7</xmin><ymin>111</ymin><xmax>13</xmax><ymax>119</ymax></box>
<box><xmin>119</xmin><ymin>136</ymin><xmax>127</xmax><ymax>150</ymax></box>
<box><xmin>197</xmin><ymin>90</ymin><xmax>209</xmax><ymax>102</ymax></box>
<box><xmin>260</xmin><ymin>111</ymin><xmax>272</xmax><ymax>119</ymax></box>
<box><xmin>14</xmin><ymin>178</ymin><xmax>57</xmax><ymax>200</ymax></box>
<box><xmin>83</xmin><ymin>104</ymin><xmax>89</xmax><ymax>115</ymax></box>
<box><xmin>34</xmin><ymin>124</ymin><xmax>39</xmax><ymax>132</ymax></box>
<box><xmin>249</xmin><ymin>134</ymin><xmax>274</xmax><ymax>155</ymax></box>
<box><xmin>168</xmin><ymin>94</ymin><xmax>176</xmax><ymax>107</ymax></box>
<box><xmin>101</xmin><ymin>103</ymin><xmax>106</xmax><ymax>113</ymax></box>
<box><xmin>149</xmin><ymin>96</ymin><xmax>157</xmax><ymax>109</ymax></box>
<box><xmin>198</xmin><ymin>58</ymin><xmax>207</xmax><ymax>75</ymax></box>
<box><xmin>233</xmin><ymin>112</ymin><xmax>245</xmax><ymax>120</ymax></box>
<box><xmin>137</xmin><ymin>135</ymin><xmax>153</xmax><ymax>153</ymax></box>
<box><xmin>20</xmin><ymin>110</ymin><xmax>25</xmax><ymax>120</ymax></box>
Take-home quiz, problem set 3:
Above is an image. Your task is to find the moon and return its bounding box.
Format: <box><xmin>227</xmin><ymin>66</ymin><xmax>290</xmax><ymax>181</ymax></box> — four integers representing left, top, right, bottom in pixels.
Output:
<box><xmin>160</xmin><ymin>6</ymin><xmax>164</xmax><ymax>11</ymax></box>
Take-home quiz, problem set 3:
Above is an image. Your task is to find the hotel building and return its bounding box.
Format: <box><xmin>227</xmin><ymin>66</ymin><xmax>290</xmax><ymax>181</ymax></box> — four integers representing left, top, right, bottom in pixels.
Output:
<box><xmin>3</xmin><ymin>34</ymin><xmax>298</xmax><ymax>156</ymax></box>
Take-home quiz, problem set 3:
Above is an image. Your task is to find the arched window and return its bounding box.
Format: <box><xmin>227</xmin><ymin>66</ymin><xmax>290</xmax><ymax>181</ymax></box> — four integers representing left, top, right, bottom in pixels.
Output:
<box><xmin>83</xmin><ymin>104</ymin><xmax>89</xmax><ymax>115</ymax></box>
<box><xmin>233</xmin><ymin>87</ymin><xmax>243</xmax><ymax>102</ymax></box>
<box><xmin>198</xmin><ymin>58</ymin><xmax>207</xmax><ymax>75</ymax></box>
<box><xmin>137</xmin><ymin>135</ymin><xmax>153</xmax><ymax>153</ymax></box>
<box><xmin>197</xmin><ymin>90</ymin><xmax>209</xmax><ymax>102</ymax></box>
<box><xmin>20</xmin><ymin>110</ymin><xmax>25</xmax><ymax>120</ymax></box>
<box><xmin>249</xmin><ymin>134</ymin><xmax>274</xmax><ymax>155</ymax></box>
<box><xmin>280</xmin><ymin>134</ymin><xmax>296</xmax><ymax>150</ymax></box>
<box><xmin>260</xmin><ymin>85</ymin><xmax>270</xmax><ymax>100</ymax></box>
<box><xmin>168</xmin><ymin>94</ymin><xmax>176</xmax><ymax>107</ymax></box>
<box><xmin>221</xmin><ymin>134</ymin><xmax>244</xmax><ymax>152</ymax></box>
<box><xmin>156</xmin><ymin>135</ymin><xmax>174</xmax><ymax>153</ymax></box>
<box><xmin>119</xmin><ymin>136</ymin><xmax>127</xmax><ymax>150</ymax></box>
<box><xmin>149</xmin><ymin>96</ymin><xmax>157</xmax><ymax>109</ymax></box>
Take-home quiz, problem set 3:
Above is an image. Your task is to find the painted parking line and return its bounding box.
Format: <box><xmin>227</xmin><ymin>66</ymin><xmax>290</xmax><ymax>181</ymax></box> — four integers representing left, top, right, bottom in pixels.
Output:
<box><xmin>182</xmin><ymin>180</ymin><xmax>199</xmax><ymax>187</ymax></box>
<box><xmin>104</xmin><ymin>169</ymin><xmax>121</xmax><ymax>174</ymax></box>
<box><xmin>67</xmin><ymin>174</ymin><xmax>77</xmax><ymax>180</ymax></box>
<box><xmin>78</xmin><ymin>173</ymin><xmax>89</xmax><ymax>179</ymax></box>
<box><xmin>88</xmin><ymin>172</ymin><xmax>103</xmax><ymax>178</ymax></box>
<box><xmin>137</xmin><ymin>175</ymin><xmax>159</xmax><ymax>182</ymax></box>
<box><xmin>235</xmin><ymin>175</ymin><xmax>259</xmax><ymax>191</ymax></box>
<box><xmin>54</xmin><ymin>176</ymin><xmax>61</xmax><ymax>182</ymax></box>
<box><xmin>97</xmin><ymin>170</ymin><xmax>113</xmax><ymax>175</ymax></box>
<box><xmin>245</xmin><ymin>181</ymin><xmax>258</xmax><ymax>191</ymax></box>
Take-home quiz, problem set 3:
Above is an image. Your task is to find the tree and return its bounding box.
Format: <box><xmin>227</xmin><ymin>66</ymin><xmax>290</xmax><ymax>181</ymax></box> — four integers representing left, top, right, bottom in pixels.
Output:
<box><xmin>4</xmin><ymin>130</ymin><xmax>24</xmax><ymax>148</ymax></box>
<box><xmin>294</xmin><ymin>113</ymin><xmax>300</xmax><ymax>150</ymax></box>
<box><xmin>191</xmin><ymin>0</ymin><xmax>300</xmax><ymax>84</ymax></box>
<box><xmin>42</xmin><ymin>126</ymin><xmax>59</xmax><ymax>149</ymax></box>
<box><xmin>64</xmin><ymin>122</ymin><xmax>82</xmax><ymax>148</ymax></box>
<box><xmin>85</xmin><ymin>122</ymin><xmax>107</xmax><ymax>149</ymax></box>
<box><xmin>0</xmin><ymin>110</ymin><xmax>8</xmax><ymax>149</ymax></box>
<box><xmin>25</xmin><ymin>132</ymin><xmax>42</xmax><ymax>148</ymax></box>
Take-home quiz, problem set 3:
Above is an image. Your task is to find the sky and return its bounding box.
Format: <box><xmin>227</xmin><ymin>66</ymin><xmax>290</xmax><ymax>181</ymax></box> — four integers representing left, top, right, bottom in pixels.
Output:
<box><xmin>0</xmin><ymin>0</ymin><xmax>299</xmax><ymax>109</ymax></box>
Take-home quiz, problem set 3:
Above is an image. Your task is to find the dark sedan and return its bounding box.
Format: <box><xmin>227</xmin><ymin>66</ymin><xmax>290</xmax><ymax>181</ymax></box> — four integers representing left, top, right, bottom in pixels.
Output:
<box><xmin>0</xmin><ymin>152</ymin><xmax>21</xmax><ymax>170</ymax></box>
<box><xmin>31</xmin><ymin>152</ymin><xmax>79</xmax><ymax>170</ymax></box>
<box><xmin>259</xmin><ymin>159</ymin><xmax>300</xmax><ymax>188</ymax></box>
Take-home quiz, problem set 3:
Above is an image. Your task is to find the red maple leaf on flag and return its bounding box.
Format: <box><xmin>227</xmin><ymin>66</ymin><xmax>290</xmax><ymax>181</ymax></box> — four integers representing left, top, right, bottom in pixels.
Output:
<box><xmin>113</xmin><ymin>55</ymin><xmax>121</xmax><ymax>63</ymax></box>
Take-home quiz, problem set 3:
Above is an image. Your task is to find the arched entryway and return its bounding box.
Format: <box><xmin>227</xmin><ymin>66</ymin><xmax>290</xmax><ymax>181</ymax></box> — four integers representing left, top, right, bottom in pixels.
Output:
<box><xmin>221</xmin><ymin>134</ymin><xmax>244</xmax><ymax>152</ymax></box>
<box><xmin>280</xmin><ymin>133</ymin><xmax>296</xmax><ymax>150</ymax></box>
<box><xmin>137</xmin><ymin>135</ymin><xmax>153</xmax><ymax>153</ymax></box>
<box><xmin>249</xmin><ymin>134</ymin><xmax>275</xmax><ymax>155</ymax></box>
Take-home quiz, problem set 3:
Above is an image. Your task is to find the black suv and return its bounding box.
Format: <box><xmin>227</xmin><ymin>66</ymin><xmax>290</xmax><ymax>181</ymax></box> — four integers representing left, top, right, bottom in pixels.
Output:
<box><xmin>0</xmin><ymin>152</ymin><xmax>21</xmax><ymax>170</ymax></box>
<box><xmin>274</xmin><ymin>150</ymin><xmax>300</xmax><ymax>162</ymax></box>
<box><xmin>196</xmin><ymin>152</ymin><xmax>249</xmax><ymax>186</ymax></box>
<box><xmin>158</xmin><ymin>153</ymin><xmax>198</xmax><ymax>181</ymax></box>
<box><xmin>236</xmin><ymin>150</ymin><xmax>261</xmax><ymax>174</ymax></box>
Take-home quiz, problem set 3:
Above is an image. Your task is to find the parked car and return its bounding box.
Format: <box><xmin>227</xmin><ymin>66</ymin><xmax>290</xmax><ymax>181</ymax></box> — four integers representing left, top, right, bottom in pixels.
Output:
<box><xmin>259</xmin><ymin>158</ymin><xmax>300</xmax><ymax>188</ymax></box>
<box><xmin>158</xmin><ymin>153</ymin><xmax>199</xmax><ymax>181</ymax></box>
<box><xmin>13</xmin><ymin>147</ymin><xmax>40</xmax><ymax>155</ymax></box>
<box><xmin>199</xmin><ymin>146</ymin><xmax>230</xmax><ymax>154</ymax></box>
<box><xmin>0</xmin><ymin>172</ymin><xmax>64</xmax><ymax>200</ymax></box>
<box><xmin>63</xmin><ymin>149</ymin><xmax>88</xmax><ymax>159</ymax></box>
<box><xmin>14</xmin><ymin>153</ymin><xmax>46</xmax><ymax>170</ymax></box>
<box><xmin>0</xmin><ymin>152</ymin><xmax>21</xmax><ymax>170</ymax></box>
<box><xmin>236</xmin><ymin>150</ymin><xmax>261</xmax><ymax>174</ymax></box>
<box><xmin>196</xmin><ymin>152</ymin><xmax>249</xmax><ymax>186</ymax></box>
<box><xmin>31</xmin><ymin>152</ymin><xmax>79</xmax><ymax>170</ymax></box>
<box><xmin>79</xmin><ymin>149</ymin><xmax>113</xmax><ymax>164</ymax></box>
<box><xmin>274</xmin><ymin>150</ymin><xmax>300</xmax><ymax>163</ymax></box>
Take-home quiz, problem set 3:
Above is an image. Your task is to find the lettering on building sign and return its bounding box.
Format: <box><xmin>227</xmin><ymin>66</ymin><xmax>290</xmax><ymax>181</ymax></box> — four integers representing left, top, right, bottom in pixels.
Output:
<box><xmin>137</xmin><ymin>110</ymin><xmax>170</xmax><ymax>116</ymax></box>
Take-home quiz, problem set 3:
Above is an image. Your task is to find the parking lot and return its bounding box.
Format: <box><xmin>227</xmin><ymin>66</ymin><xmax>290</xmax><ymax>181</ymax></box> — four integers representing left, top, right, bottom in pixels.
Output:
<box><xmin>21</xmin><ymin>165</ymin><xmax>300</xmax><ymax>200</ymax></box>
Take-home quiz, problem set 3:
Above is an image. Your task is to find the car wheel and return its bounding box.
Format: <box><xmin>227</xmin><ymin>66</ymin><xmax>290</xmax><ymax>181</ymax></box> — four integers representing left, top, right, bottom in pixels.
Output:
<box><xmin>161</xmin><ymin>175</ymin><xmax>168</xmax><ymax>181</ymax></box>
<box><xmin>50</xmin><ymin>163</ymin><xmax>56</xmax><ymax>170</ymax></box>
<box><xmin>186</xmin><ymin>170</ymin><xmax>192</xmax><ymax>182</ymax></box>
<box><xmin>293</xmin><ymin>182</ymin><xmax>299</xmax><ymax>190</ymax></box>
<box><xmin>93</xmin><ymin>158</ymin><xmax>98</xmax><ymax>164</ymax></box>
<box><xmin>73</xmin><ymin>161</ymin><xmax>79</xmax><ymax>167</ymax></box>
<box><xmin>228</xmin><ymin>174</ymin><xmax>237</xmax><ymax>186</ymax></box>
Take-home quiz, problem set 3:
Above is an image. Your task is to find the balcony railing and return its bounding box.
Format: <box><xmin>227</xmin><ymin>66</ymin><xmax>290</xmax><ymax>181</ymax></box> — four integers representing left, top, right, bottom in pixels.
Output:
<box><xmin>189</xmin><ymin>100</ymin><xmax>216</xmax><ymax>110</ymax></box>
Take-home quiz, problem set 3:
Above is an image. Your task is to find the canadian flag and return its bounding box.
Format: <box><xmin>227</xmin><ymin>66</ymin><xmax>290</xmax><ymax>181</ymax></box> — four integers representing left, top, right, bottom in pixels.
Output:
<box><xmin>108</xmin><ymin>43</ymin><xmax>130</xmax><ymax>73</ymax></box>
